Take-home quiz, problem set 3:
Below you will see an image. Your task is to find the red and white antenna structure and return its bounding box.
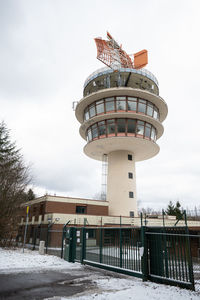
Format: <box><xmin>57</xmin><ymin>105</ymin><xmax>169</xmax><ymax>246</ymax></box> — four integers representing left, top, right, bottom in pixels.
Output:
<box><xmin>94</xmin><ymin>31</ymin><xmax>148</xmax><ymax>70</ymax></box>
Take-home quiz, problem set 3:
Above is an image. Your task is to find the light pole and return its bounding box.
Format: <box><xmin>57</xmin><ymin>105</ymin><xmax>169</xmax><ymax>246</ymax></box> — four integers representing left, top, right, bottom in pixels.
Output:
<box><xmin>23</xmin><ymin>206</ymin><xmax>29</xmax><ymax>253</ymax></box>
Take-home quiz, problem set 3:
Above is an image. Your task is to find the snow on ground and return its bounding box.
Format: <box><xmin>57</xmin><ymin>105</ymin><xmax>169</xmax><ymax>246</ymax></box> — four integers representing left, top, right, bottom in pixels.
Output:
<box><xmin>0</xmin><ymin>248</ymin><xmax>200</xmax><ymax>300</ymax></box>
<box><xmin>0</xmin><ymin>247</ymin><xmax>81</xmax><ymax>274</ymax></box>
<box><xmin>61</xmin><ymin>277</ymin><xmax>200</xmax><ymax>300</ymax></box>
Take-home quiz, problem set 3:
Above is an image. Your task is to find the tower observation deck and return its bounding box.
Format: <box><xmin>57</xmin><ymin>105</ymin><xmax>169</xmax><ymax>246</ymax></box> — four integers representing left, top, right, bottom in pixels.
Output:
<box><xmin>75</xmin><ymin>35</ymin><xmax>168</xmax><ymax>217</ymax></box>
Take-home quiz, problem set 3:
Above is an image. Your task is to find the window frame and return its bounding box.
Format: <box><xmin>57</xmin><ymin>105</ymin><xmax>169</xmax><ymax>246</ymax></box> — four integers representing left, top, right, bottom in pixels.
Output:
<box><xmin>128</xmin><ymin>172</ymin><xmax>133</xmax><ymax>179</ymax></box>
<box><xmin>83</xmin><ymin>96</ymin><xmax>160</xmax><ymax>122</ymax></box>
<box><xmin>129</xmin><ymin>191</ymin><xmax>134</xmax><ymax>198</ymax></box>
<box><xmin>76</xmin><ymin>206</ymin><xmax>87</xmax><ymax>214</ymax></box>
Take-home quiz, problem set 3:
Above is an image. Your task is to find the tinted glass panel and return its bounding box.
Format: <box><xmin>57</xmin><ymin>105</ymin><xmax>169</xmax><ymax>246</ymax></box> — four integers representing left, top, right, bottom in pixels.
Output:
<box><xmin>117</xmin><ymin>119</ymin><xmax>126</xmax><ymax>133</ymax></box>
<box><xmin>151</xmin><ymin>127</ymin><xmax>156</xmax><ymax>141</ymax></box>
<box><xmin>85</xmin><ymin>108</ymin><xmax>89</xmax><ymax>120</ymax></box>
<box><xmin>147</xmin><ymin>103</ymin><xmax>153</xmax><ymax>117</ymax></box>
<box><xmin>96</xmin><ymin>100</ymin><xmax>104</xmax><ymax>114</ymax></box>
<box><xmin>127</xmin><ymin>119</ymin><xmax>136</xmax><ymax>133</ymax></box>
<box><xmin>153</xmin><ymin>107</ymin><xmax>158</xmax><ymax>119</ymax></box>
<box><xmin>137</xmin><ymin>120</ymin><xmax>144</xmax><ymax>135</ymax></box>
<box><xmin>88</xmin><ymin>129</ymin><xmax>92</xmax><ymax>141</ymax></box>
<box><xmin>145</xmin><ymin>124</ymin><xmax>151</xmax><ymax>138</ymax></box>
<box><xmin>91</xmin><ymin>124</ymin><xmax>98</xmax><ymax>138</ymax></box>
<box><xmin>128</xmin><ymin>100</ymin><xmax>137</xmax><ymax>111</ymax></box>
<box><xmin>105</xmin><ymin>98</ymin><xmax>115</xmax><ymax>112</ymax></box>
<box><xmin>138</xmin><ymin>99</ymin><xmax>146</xmax><ymax>113</ymax></box>
<box><xmin>89</xmin><ymin>105</ymin><xmax>96</xmax><ymax>117</ymax></box>
<box><xmin>107</xmin><ymin>119</ymin><xmax>115</xmax><ymax>135</ymax></box>
<box><xmin>98</xmin><ymin>121</ymin><xmax>106</xmax><ymax>136</ymax></box>
<box><xmin>116</xmin><ymin>100</ymin><xmax>126</xmax><ymax>111</ymax></box>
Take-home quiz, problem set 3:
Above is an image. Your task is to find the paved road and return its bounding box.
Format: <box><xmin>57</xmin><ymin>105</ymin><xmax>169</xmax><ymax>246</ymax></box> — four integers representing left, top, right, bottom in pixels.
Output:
<box><xmin>0</xmin><ymin>266</ymin><xmax>123</xmax><ymax>300</ymax></box>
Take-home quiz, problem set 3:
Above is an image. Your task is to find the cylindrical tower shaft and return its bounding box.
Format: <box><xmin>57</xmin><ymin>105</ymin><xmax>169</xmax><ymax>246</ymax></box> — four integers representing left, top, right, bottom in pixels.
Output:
<box><xmin>107</xmin><ymin>150</ymin><xmax>137</xmax><ymax>217</ymax></box>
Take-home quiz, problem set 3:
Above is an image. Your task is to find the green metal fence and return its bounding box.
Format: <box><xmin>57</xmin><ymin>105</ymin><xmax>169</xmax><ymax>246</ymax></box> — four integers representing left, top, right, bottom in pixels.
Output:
<box><xmin>145</xmin><ymin>227</ymin><xmax>195</xmax><ymax>290</ymax></box>
<box><xmin>63</xmin><ymin>226</ymin><xmax>195</xmax><ymax>290</ymax></box>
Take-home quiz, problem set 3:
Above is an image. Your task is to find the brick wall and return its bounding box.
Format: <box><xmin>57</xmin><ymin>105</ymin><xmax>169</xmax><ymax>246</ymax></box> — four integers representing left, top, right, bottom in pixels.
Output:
<box><xmin>45</xmin><ymin>201</ymin><xmax>108</xmax><ymax>216</ymax></box>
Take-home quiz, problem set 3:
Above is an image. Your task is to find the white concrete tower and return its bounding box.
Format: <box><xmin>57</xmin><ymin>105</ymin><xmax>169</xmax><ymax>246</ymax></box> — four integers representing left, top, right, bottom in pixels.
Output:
<box><xmin>75</xmin><ymin>67</ymin><xmax>167</xmax><ymax>217</ymax></box>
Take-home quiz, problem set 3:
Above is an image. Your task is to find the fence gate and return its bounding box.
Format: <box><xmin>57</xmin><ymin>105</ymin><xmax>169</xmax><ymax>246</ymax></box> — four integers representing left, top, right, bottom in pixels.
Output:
<box><xmin>145</xmin><ymin>227</ymin><xmax>195</xmax><ymax>290</ymax></box>
<box><xmin>63</xmin><ymin>226</ymin><xmax>195</xmax><ymax>290</ymax></box>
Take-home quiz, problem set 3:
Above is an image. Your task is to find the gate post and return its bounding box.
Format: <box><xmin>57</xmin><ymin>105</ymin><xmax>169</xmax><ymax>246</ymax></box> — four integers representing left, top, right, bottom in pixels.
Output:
<box><xmin>119</xmin><ymin>227</ymin><xmax>122</xmax><ymax>268</ymax></box>
<box><xmin>65</xmin><ymin>227</ymin><xmax>76</xmax><ymax>263</ymax></box>
<box><xmin>100</xmin><ymin>228</ymin><xmax>103</xmax><ymax>263</ymax></box>
<box><xmin>184</xmin><ymin>212</ymin><xmax>195</xmax><ymax>290</ymax></box>
<box><xmin>141</xmin><ymin>226</ymin><xmax>148</xmax><ymax>281</ymax></box>
<box><xmin>81</xmin><ymin>227</ymin><xmax>86</xmax><ymax>264</ymax></box>
<box><xmin>61</xmin><ymin>221</ymin><xmax>71</xmax><ymax>258</ymax></box>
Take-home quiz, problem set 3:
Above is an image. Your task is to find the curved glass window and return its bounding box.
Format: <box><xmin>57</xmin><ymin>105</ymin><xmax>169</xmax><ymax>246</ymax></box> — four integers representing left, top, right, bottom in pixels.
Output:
<box><xmin>84</xmin><ymin>96</ymin><xmax>160</xmax><ymax>121</ymax></box>
<box><xmin>116</xmin><ymin>96</ymin><xmax>126</xmax><ymax>111</ymax></box>
<box><xmin>151</xmin><ymin>127</ymin><xmax>156</xmax><ymax>140</ymax></box>
<box><xmin>147</xmin><ymin>103</ymin><xmax>153</xmax><ymax>117</ymax></box>
<box><xmin>87</xmin><ymin>129</ymin><xmax>92</xmax><ymax>141</ymax></box>
<box><xmin>127</xmin><ymin>119</ymin><xmax>136</xmax><ymax>135</ymax></box>
<box><xmin>137</xmin><ymin>120</ymin><xmax>144</xmax><ymax>136</ymax></box>
<box><xmin>98</xmin><ymin>121</ymin><xmax>106</xmax><ymax>137</ymax></box>
<box><xmin>89</xmin><ymin>105</ymin><xmax>96</xmax><ymax>118</ymax></box>
<box><xmin>96</xmin><ymin>100</ymin><xmax>104</xmax><ymax>115</ymax></box>
<box><xmin>117</xmin><ymin>119</ymin><xmax>126</xmax><ymax>135</ymax></box>
<box><xmin>91</xmin><ymin>124</ymin><xmax>98</xmax><ymax>139</ymax></box>
<box><xmin>105</xmin><ymin>97</ymin><xmax>115</xmax><ymax>112</ymax></box>
<box><xmin>87</xmin><ymin>118</ymin><xmax>157</xmax><ymax>143</ymax></box>
<box><xmin>85</xmin><ymin>107</ymin><xmax>89</xmax><ymax>120</ymax></box>
<box><xmin>138</xmin><ymin>99</ymin><xmax>146</xmax><ymax>114</ymax></box>
<box><xmin>153</xmin><ymin>107</ymin><xmax>158</xmax><ymax>119</ymax></box>
<box><xmin>107</xmin><ymin>119</ymin><xmax>115</xmax><ymax>136</ymax></box>
<box><xmin>128</xmin><ymin>97</ymin><xmax>137</xmax><ymax>111</ymax></box>
<box><xmin>145</xmin><ymin>123</ymin><xmax>151</xmax><ymax>138</ymax></box>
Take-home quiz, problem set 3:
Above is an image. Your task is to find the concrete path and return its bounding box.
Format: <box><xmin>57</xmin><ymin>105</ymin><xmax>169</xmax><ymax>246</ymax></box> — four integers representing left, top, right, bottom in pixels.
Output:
<box><xmin>0</xmin><ymin>266</ymin><xmax>123</xmax><ymax>300</ymax></box>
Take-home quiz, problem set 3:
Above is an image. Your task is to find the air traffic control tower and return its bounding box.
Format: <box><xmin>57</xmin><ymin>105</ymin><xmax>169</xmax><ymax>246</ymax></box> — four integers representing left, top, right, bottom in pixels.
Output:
<box><xmin>75</xmin><ymin>33</ymin><xmax>168</xmax><ymax>217</ymax></box>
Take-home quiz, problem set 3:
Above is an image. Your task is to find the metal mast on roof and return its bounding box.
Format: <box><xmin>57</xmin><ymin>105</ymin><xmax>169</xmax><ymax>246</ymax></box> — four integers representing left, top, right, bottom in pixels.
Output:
<box><xmin>94</xmin><ymin>31</ymin><xmax>148</xmax><ymax>71</ymax></box>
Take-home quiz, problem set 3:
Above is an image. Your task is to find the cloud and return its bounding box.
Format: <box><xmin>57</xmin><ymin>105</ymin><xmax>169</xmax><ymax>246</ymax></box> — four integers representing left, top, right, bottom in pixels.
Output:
<box><xmin>1</xmin><ymin>0</ymin><xmax>200</xmax><ymax>210</ymax></box>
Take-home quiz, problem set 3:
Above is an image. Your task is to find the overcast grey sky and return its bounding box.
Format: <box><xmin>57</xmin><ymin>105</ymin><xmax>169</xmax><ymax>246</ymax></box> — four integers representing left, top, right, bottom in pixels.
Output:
<box><xmin>1</xmin><ymin>0</ymin><xmax>200</xmax><ymax>210</ymax></box>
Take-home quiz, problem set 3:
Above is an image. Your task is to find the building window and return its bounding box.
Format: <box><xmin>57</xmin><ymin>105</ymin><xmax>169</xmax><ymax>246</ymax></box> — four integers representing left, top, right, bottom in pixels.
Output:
<box><xmin>86</xmin><ymin>119</ymin><xmax>157</xmax><ymax>143</ymax></box>
<box><xmin>76</xmin><ymin>206</ymin><xmax>87</xmax><ymax>214</ymax></box>
<box><xmin>105</xmin><ymin>97</ymin><xmax>115</xmax><ymax>112</ymax></box>
<box><xmin>130</xmin><ymin>211</ymin><xmax>134</xmax><ymax>217</ymax></box>
<box><xmin>129</xmin><ymin>191</ymin><xmax>134</xmax><ymax>198</ymax></box>
<box><xmin>128</xmin><ymin>172</ymin><xmax>133</xmax><ymax>179</ymax></box>
<box><xmin>128</xmin><ymin>154</ymin><xmax>132</xmax><ymax>161</ymax></box>
<box><xmin>84</xmin><ymin>96</ymin><xmax>160</xmax><ymax>122</ymax></box>
<box><xmin>88</xmin><ymin>229</ymin><xmax>96</xmax><ymax>238</ymax></box>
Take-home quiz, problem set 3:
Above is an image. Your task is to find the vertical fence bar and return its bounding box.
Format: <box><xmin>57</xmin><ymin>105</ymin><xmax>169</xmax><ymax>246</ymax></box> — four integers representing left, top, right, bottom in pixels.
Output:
<box><xmin>81</xmin><ymin>227</ymin><xmax>86</xmax><ymax>264</ymax></box>
<box><xmin>100</xmin><ymin>227</ymin><xmax>102</xmax><ymax>263</ymax></box>
<box><xmin>176</xmin><ymin>232</ymin><xmax>181</xmax><ymax>281</ymax></box>
<box><xmin>141</xmin><ymin>226</ymin><xmax>148</xmax><ymax>281</ymax></box>
<box><xmin>182</xmin><ymin>234</ymin><xmax>188</xmax><ymax>281</ymax></box>
<box><xmin>46</xmin><ymin>226</ymin><xmax>49</xmax><ymax>254</ymax></box>
<box><xmin>185</xmin><ymin>225</ymin><xmax>195</xmax><ymax>290</ymax></box>
<box><xmin>120</xmin><ymin>227</ymin><xmax>122</xmax><ymax>268</ymax></box>
<box><xmin>179</xmin><ymin>233</ymin><xmax>185</xmax><ymax>281</ymax></box>
<box><xmin>167</xmin><ymin>232</ymin><xmax>172</xmax><ymax>278</ymax></box>
<box><xmin>163</xmin><ymin>230</ymin><xmax>169</xmax><ymax>278</ymax></box>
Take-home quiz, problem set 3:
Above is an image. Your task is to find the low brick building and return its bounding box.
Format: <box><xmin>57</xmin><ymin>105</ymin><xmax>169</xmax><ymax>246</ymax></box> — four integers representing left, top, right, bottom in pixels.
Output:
<box><xmin>17</xmin><ymin>194</ymin><xmax>200</xmax><ymax>260</ymax></box>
